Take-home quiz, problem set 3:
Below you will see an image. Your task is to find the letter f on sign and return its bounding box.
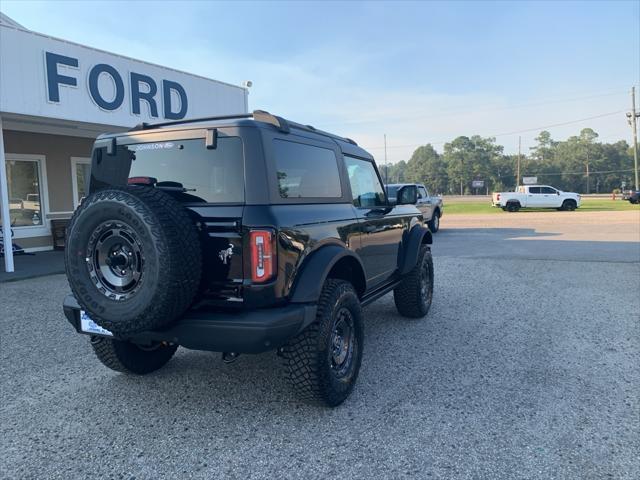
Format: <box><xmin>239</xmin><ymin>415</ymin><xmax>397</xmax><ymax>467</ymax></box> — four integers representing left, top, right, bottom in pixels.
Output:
<box><xmin>45</xmin><ymin>52</ymin><xmax>78</xmax><ymax>102</ymax></box>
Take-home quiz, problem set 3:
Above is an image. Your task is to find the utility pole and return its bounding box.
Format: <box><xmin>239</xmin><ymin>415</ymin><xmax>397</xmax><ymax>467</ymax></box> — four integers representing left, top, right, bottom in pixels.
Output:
<box><xmin>586</xmin><ymin>150</ymin><xmax>590</xmax><ymax>195</ymax></box>
<box><xmin>628</xmin><ymin>87</ymin><xmax>639</xmax><ymax>191</ymax></box>
<box><xmin>383</xmin><ymin>134</ymin><xmax>388</xmax><ymax>184</ymax></box>
<box><xmin>516</xmin><ymin>136</ymin><xmax>521</xmax><ymax>187</ymax></box>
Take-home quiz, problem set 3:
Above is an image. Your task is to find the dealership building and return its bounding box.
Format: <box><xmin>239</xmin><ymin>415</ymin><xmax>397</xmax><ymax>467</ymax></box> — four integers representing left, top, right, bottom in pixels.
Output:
<box><xmin>0</xmin><ymin>12</ymin><xmax>248</xmax><ymax>272</ymax></box>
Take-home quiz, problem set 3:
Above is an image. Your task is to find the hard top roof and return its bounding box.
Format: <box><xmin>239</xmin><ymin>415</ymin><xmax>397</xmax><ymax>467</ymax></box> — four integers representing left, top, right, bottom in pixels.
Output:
<box><xmin>97</xmin><ymin>110</ymin><xmax>373</xmax><ymax>160</ymax></box>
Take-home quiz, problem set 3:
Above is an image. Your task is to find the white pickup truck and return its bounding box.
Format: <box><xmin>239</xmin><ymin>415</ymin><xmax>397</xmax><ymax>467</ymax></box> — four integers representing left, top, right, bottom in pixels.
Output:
<box><xmin>492</xmin><ymin>185</ymin><xmax>581</xmax><ymax>212</ymax></box>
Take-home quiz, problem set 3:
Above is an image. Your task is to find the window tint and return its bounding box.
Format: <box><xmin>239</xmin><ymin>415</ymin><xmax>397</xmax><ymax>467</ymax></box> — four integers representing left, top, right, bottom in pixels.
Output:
<box><xmin>127</xmin><ymin>137</ymin><xmax>244</xmax><ymax>203</ymax></box>
<box><xmin>540</xmin><ymin>187</ymin><xmax>556</xmax><ymax>194</ymax></box>
<box><xmin>344</xmin><ymin>156</ymin><xmax>386</xmax><ymax>207</ymax></box>
<box><xmin>528</xmin><ymin>186</ymin><xmax>541</xmax><ymax>194</ymax></box>
<box><xmin>273</xmin><ymin>140</ymin><xmax>342</xmax><ymax>198</ymax></box>
<box><xmin>386</xmin><ymin>185</ymin><xmax>400</xmax><ymax>199</ymax></box>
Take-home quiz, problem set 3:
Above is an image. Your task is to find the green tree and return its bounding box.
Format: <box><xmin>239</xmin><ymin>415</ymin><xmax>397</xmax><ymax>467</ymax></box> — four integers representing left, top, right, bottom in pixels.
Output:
<box><xmin>530</xmin><ymin>130</ymin><xmax>556</xmax><ymax>162</ymax></box>
<box><xmin>405</xmin><ymin>144</ymin><xmax>447</xmax><ymax>193</ymax></box>
<box><xmin>387</xmin><ymin>160</ymin><xmax>407</xmax><ymax>183</ymax></box>
<box><xmin>444</xmin><ymin>136</ymin><xmax>502</xmax><ymax>194</ymax></box>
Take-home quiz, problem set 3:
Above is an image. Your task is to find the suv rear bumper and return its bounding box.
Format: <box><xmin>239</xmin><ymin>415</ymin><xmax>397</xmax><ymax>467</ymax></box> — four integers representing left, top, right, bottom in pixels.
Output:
<box><xmin>63</xmin><ymin>295</ymin><xmax>317</xmax><ymax>354</ymax></box>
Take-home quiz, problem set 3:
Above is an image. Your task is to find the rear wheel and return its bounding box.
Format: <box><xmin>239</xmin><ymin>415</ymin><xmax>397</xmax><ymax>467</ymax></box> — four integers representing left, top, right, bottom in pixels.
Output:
<box><xmin>90</xmin><ymin>336</ymin><xmax>178</xmax><ymax>374</ymax></box>
<box><xmin>393</xmin><ymin>245</ymin><xmax>434</xmax><ymax>318</ymax></box>
<box><xmin>281</xmin><ymin>279</ymin><xmax>363</xmax><ymax>407</ymax></box>
<box><xmin>506</xmin><ymin>202</ymin><xmax>520</xmax><ymax>212</ymax></box>
<box><xmin>562</xmin><ymin>200</ymin><xmax>577</xmax><ymax>211</ymax></box>
<box><xmin>427</xmin><ymin>211</ymin><xmax>441</xmax><ymax>233</ymax></box>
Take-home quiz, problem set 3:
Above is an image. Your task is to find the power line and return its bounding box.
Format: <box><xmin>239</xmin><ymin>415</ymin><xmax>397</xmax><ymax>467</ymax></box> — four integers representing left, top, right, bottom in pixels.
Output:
<box><xmin>496</xmin><ymin>168</ymin><xmax>636</xmax><ymax>179</ymax></box>
<box><xmin>318</xmin><ymin>88</ymin><xmax>633</xmax><ymax>129</ymax></box>
<box><xmin>363</xmin><ymin>110</ymin><xmax>627</xmax><ymax>151</ymax></box>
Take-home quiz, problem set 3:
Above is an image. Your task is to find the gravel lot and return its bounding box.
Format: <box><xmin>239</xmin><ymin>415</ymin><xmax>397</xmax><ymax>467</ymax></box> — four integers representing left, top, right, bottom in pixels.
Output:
<box><xmin>1</xmin><ymin>211</ymin><xmax>639</xmax><ymax>479</ymax></box>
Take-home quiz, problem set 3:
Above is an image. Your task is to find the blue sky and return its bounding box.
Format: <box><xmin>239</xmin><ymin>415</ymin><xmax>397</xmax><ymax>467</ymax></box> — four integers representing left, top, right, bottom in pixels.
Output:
<box><xmin>2</xmin><ymin>0</ymin><xmax>639</xmax><ymax>162</ymax></box>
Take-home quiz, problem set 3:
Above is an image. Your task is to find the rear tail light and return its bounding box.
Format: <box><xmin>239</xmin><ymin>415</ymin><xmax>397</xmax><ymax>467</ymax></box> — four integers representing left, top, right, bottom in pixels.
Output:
<box><xmin>128</xmin><ymin>176</ymin><xmax>157</xmax><ymax>186</ymax></box>
<box><xmin>496</xmin><ymin>193</ymin><xmax>501</xmax><ymax>201</ymax></box>
<box><xmin>249</xmin><ymin>230</ymin><xmax>274</xmax><ymax>283</ymax></box>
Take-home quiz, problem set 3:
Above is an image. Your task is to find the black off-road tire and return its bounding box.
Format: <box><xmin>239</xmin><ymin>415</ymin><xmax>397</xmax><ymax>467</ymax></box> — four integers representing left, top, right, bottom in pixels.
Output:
<box><xmin>506</xmin><ymin>202</ymin><xmax>520</xmax><ymax>212</ymax></box>
<box><xmin>393</xmin><ymin>245</ymin><xmax>434</xmax><ymax>318</ymax></box>
<box><xmin>65</xmin><ymin>186</ymin><xmax>202</xmax><ymax>335</ymax></box>
<box><xmin>428</xmin><ymin>210</ymin><xmax>441</xmax><ymax>233</ymax></box>
<box><xmin>561</xmin><ymin>199</ymin><xmax>577</xmax><ymax>211</ymax></box>
<box><xmin>90</xmin><ymin>336</ymin><xmax>178</xmax><ymax>374</ymax></box>
<box><xmin>281</xmin><ymin>279</ymin><xmax>363</xmax><ymax>407</ymax></box>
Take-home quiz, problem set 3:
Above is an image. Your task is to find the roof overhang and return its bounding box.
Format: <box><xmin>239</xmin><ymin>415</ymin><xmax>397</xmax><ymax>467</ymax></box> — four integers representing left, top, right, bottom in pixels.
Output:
<box><xmin>0</xmin><ymin>112</ymin><xmax>126</xmax><ymax>138</ymax></box>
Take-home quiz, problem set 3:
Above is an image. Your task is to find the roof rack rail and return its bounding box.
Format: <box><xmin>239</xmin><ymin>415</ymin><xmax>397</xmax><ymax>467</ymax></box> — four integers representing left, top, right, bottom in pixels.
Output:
<box><xmin>128</xmin><ymin>110</ymin><xmax>291</xmax><ymax>133</ymax></box>
<box><xmin>129</xmin><ymin>113</ymin><xmax>252</xmax><ymax>132</ymax></box>
<box><xmin>126</xmin><ymin>109</ymin><xmax>357</xmax><ymax>146</ymax></box>
<box><xmin>252</xmin><ymin>110</ymin><xmax>290</xmax><ymax>133</ymax></box>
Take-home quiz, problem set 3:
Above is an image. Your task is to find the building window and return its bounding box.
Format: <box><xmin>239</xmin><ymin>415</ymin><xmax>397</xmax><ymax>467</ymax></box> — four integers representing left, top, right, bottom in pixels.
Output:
<box><xmin>71</xmin><ymin>157</ymin><xmax>91</xmax><ymax>208</ymax></box>
<box><xmin>2</xmin><ymin>157</ymin><xmax>44</xmax><ymax>228</ymax></box>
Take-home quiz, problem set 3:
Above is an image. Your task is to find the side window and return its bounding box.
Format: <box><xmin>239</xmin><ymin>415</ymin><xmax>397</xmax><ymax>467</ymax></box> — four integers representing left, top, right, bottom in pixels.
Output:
<box><xmin>273</xmin><ymin>139</ymin><xmax>342</xmax><ymax>198</ymax></box>
<box><xmin>528</xmin><ymin>187</ymin><xmax>541</xmax><ymax>194</ymax></box>
<box><xmin>541</xmin><ymin>187</ymin><xmax>556</xmax><ymax>194</ymax></box>
<box><xmin>344</xmin><ymin>156</ymin><xmax>386</xmax><ymax>207</ymax></box>
<box><xmin>418</xmin><ymin>186</ymin><xmax>428</xmax><ymax>199</ymax></box>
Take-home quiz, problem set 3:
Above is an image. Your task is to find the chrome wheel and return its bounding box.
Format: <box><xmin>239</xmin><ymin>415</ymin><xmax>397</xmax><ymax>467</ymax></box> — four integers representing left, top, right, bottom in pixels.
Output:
<box><xmin>86</xmin><ymin>221</ymin><xmax>144</xmax><ymax>300</ymax></box>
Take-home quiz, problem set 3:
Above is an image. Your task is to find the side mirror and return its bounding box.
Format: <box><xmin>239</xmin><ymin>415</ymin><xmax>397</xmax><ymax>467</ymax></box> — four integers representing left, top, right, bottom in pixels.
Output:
<box><xmin>396</xmin><ymin>185</ymin><xmax>417</xmax><ymax>205</ymax></box>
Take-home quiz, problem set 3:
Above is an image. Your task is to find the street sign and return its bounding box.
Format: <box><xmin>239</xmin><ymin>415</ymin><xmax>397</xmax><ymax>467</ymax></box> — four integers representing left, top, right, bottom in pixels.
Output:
<box><xmin>522</xmin><ymin>176</ymin><xmax>538</xmax><ymax>185</ymax></box>
<box><xmin>472</xmin><ymin>180</ymin><xmax>484</xmax><ymax>188</ymax></box>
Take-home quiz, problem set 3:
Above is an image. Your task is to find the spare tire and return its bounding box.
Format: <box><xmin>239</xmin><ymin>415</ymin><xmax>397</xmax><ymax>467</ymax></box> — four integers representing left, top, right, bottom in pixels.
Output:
<box><xmin>65</xmin><ymin>186</ymin><xmax>202</xmax><ymax>335</ymax></box>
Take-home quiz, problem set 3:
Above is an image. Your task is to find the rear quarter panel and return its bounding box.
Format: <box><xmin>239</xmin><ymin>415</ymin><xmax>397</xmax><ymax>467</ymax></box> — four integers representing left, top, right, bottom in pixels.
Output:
<box><xmin>241</xmin><ymin>203</ymin><xmax>360</xmax><ymax>306</ymax></box>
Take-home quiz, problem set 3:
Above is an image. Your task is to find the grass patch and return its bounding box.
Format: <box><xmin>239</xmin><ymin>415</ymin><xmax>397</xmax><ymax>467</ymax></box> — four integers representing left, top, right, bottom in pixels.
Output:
<box><xmin>444</xmin><ymin>198</ymin><xmax>639</xmax><ymax>215</ymax></box>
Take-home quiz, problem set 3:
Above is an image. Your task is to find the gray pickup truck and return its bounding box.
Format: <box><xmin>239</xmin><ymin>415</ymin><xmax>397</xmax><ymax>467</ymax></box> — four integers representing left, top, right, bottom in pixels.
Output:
<box><xmin>386</xmin><ymin>183</ymin><xmax>444</xmax><ymax>232</ymax></box>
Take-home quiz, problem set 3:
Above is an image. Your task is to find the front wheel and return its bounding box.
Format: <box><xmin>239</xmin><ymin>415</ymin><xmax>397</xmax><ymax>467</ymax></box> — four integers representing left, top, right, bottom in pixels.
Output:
<box><xmin>90</xmin><ymin>337</ymin><xmax>178</xmax><ymax>374</ymax></box>
<box><xmin>281</xmin><ymin>279</ymin><xmax>363</xmax><ymax>407</ymax></box>
<box><xmin>393</xmin><ymin>245</ymin><xmax>434</xmax><ymax>318</ymax></box>
<box><xmin>562</xmin><ymin>200</ymin><xmax>577</xmax><ymax>211</ymax></box>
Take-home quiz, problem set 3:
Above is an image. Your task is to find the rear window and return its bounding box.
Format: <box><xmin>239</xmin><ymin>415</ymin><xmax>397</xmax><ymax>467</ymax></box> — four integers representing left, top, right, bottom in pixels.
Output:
<box><xmin>273</xmin><ymin>139</ymin><xmax>342</xmax><ymax>199</ymax></box>
<box><xmin>127</xmin><ymin>137</ymin><xmax>244</xmax><ymax>203</ymax></box>
<box><xmin>386</xmin><ymin>185</ymin><xmax>400</xmax><ymax>198</ymax></box>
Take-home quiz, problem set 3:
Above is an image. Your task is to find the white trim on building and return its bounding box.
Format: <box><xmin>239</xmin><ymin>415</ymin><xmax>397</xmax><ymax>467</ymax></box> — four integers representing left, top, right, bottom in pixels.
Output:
<box><xmin>70</xmin><ymin>156</ymin><xmax>90</xmax><ymax>209</ymax></box>
<box><xmin>4</xmin><ymin>153</ymin><xmax>50</xmax><ymax>239</ymax></box>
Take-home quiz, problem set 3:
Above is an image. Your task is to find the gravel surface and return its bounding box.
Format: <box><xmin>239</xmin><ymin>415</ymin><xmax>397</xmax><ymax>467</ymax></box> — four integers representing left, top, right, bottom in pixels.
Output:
<box><xmin>1</xmin><ymin>213</ymin><xmax>639</xmax><ymax>479</ymax></box>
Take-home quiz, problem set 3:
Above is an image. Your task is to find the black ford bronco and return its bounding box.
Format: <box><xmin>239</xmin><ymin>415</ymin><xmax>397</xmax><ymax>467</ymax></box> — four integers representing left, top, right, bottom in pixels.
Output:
<box><xmin>63</xmin><ymin>110</ymin><xmax>434</xmax><ymax>406</ymax></box>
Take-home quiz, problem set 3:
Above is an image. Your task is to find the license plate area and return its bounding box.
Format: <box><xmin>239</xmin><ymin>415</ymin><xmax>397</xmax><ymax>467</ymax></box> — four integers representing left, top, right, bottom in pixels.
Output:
<box><xmin>79</xmin><ymin>310</ymin><xmax>113</xmax><ymax>337</ymax></box>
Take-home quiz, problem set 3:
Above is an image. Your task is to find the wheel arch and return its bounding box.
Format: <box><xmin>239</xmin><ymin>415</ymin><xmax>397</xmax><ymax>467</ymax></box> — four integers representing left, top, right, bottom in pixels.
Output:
<box><xmin>398</xmin><ymin>225</ymin><xmax>431</xmax><ymax>276</ymax></box>
<box><xmin>290</xmin><ymin>245</ymin><xmax>366</xmax><ymax>303</ymax></box>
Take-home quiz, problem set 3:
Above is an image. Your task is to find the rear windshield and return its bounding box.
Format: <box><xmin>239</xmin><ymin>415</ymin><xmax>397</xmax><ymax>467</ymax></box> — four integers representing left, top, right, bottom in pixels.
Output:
<box><xmin>386</xmin><ymin>185</ymin><xmax>400</xmax><ymax>198</ymax></box>
<box><xmin>125</xmin><ymin>137</ymin><xmax>244</xmax><ymax>203</ymax></box>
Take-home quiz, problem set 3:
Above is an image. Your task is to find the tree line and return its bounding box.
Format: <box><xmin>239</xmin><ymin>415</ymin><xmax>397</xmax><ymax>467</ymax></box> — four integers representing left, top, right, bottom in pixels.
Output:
<box><xmin>381</xmin><ymin>128</ymin><xmax>636</xmax><ymax>194</ymax></box>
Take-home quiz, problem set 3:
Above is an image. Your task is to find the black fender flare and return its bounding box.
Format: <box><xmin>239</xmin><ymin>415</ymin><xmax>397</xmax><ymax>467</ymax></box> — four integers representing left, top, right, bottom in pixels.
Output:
<box><xmin>290</xmin><ymin>245</ymin><xmax>366</xmax><ymax>303</ymax></box>
<box><xmin>398</xmin><ymin>225</ymin><xmax>432</xmax><ymax>275</ymax></box>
